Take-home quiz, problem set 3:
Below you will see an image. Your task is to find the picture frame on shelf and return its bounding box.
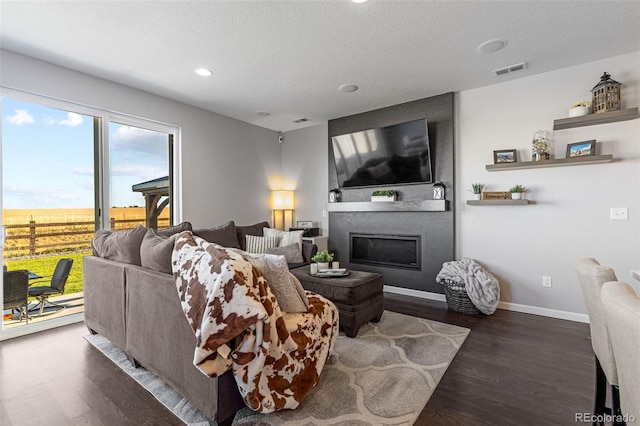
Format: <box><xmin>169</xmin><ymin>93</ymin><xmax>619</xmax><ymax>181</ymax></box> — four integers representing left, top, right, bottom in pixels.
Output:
<box><xmin>566</xmin><ymin>140</ymin><xmax>596</xmax><ymax>158</ymax></box>
<box><xmin>296</xmin><ymin>221</ymin><xmax>313</xmax><ymax>228</ymax></box>
<box><xmin>493</xmin><ymin>149</ymin><xmax>517</xmax><ymax>164</ymax></box>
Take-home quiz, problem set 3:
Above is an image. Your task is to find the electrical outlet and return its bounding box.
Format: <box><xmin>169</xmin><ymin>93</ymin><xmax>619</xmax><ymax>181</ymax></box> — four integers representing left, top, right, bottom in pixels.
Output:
<box><xmin>610</xmin><ymin>207</ymin><xmax>628</xmax><ymax>220</ymax></box>
<box><xmin>322</xmin><ymin>209</ymin><xmax>327</xmax><ymax>218</ymax></box>
<box><xmin>542</xmin><ymin>276</ymin><xmax>552</xmax><ymax>288</ymax></box>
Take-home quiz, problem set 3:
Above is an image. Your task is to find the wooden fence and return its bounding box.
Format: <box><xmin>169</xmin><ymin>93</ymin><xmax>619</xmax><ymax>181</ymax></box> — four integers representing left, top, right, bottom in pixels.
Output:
<box><xmin>3</xmin><ymin>218</ymin><xmax>170</xmax><ymax>257</ymax></box>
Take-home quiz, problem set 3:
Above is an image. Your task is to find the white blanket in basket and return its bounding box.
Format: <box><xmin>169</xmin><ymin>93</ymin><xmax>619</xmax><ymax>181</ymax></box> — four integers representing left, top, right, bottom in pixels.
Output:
<box><xmin>436</xmin><ymin>258</ymin><xmax>500</xmax><ymax>315</ymax></box>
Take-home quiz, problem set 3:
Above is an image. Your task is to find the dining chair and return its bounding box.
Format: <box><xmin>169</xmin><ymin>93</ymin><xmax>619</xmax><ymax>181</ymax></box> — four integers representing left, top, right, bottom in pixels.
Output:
<box><xmin>28</xmin><ymin>258</ymin><xmax>73</xmax><ymax>316</ymax></box>
<box><xmin>601</xmin><ymin>281</ymin><xmax>640</xmax><ymax>421</ymax></box>
<box><xmin>575</xmin><ymin>258</ymin><xmax>622</xmax><ymax>423</ymax></box>
<box><xmin>3</xmin><ymin>269</ymin><xmax>30</xmax><ymax>324</ymax></box>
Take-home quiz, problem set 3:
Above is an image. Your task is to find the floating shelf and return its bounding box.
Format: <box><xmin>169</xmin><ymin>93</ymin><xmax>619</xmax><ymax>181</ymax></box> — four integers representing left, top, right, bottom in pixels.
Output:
<box><xmin>467</xmin><ymin>200</ymin><xmax>530</xmax><ymax>206</ymax></box>
<box><xmin>553</xmin><ymin>107</ymin><xmax>638</xmax><ymax>130</ymax></box>
<box><xmin>327</xmin><ymin>200</ymin><xmax>448</xmax><ymax>212</ymax></box>
<box><xmin>486</xmin><ymin>154</ymin><xmax>613</xmax><ymax>171</ymax></box>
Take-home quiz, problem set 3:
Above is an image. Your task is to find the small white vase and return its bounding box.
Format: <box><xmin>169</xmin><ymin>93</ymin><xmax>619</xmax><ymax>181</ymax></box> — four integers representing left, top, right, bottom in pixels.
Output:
<box><xmin>569</xmin><ymin>106</ymin><xmax>590</xmax><ymax>117</ymax></box>
<box><xmin>472</xmin><ymin>193</ymin><xmax>481</xmax><ymax>200</ymax></box>
<box><xmin>511</xmin><ymin>193</ymin><xmax>523</xmax><ymax>200</ymax></box>
<box><xmin>317</xmin><ymin>262</ymin><xmax>329</xmax><ymax>272</ymax></box>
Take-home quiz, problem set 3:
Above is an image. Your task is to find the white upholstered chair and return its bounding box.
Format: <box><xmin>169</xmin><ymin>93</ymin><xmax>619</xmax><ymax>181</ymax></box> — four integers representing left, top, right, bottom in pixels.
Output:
<box><xmin>601</xmin><ymin>281</ymin><xmax>640</xmax><ymax>421</ymax></box>
<box><xmin>575</xmin><ymin>258</ymin><xmax>622</xmax><ymax>421</ymax></box>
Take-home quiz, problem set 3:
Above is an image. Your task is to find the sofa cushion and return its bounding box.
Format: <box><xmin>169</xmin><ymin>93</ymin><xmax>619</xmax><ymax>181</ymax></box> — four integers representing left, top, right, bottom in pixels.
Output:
<box><xmin>236</xmin><ymin>221</ymin><xmax>270</xmax><ymax>250</ymax></box>
<box><xmin>245</xmin><ymin>235</ymin><xmax>279</xmax><ymax>254</ymax></box>
<box><xmin>156</xmin><ymin>221</ymin><xmax>192</xmax><ymax>237</ymax></box>
<box><xmin>92</xmin><ymin>225</ymin><xmax>147</xmax><ymax>266</ymax></box>
<box><xmin>263</xmin><ymin>228</ymin><xmax>304</xmax><ymax>250</ymax></box>
<box><xmin>266</xmin><ymin>243</ymin><xmax>304</xmax><ymax>264</ymax></box>
<box><xmin>193</xmin><ymin>221</ymin><xmax>240</xmax><ymax>248</ymax></box>
<box><xmin>140</xmin><ymin>228</ymin><xmax>176</xmax><ymax>274</ymax></box>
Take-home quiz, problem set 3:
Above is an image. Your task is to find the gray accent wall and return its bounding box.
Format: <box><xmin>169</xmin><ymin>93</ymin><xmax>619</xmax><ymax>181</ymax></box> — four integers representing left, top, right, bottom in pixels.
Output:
<box><xmin>327</xmin><ymin>93</ymin><xmax>454</xmax><ymax>293</ymax></box>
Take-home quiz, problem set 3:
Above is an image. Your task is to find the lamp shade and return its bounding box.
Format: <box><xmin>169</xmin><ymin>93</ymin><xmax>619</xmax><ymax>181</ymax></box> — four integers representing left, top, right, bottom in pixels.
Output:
<box><xmin>272</xmin><ymin>190</ymin><xmax>294</xmax><ymax>210</ymax></box>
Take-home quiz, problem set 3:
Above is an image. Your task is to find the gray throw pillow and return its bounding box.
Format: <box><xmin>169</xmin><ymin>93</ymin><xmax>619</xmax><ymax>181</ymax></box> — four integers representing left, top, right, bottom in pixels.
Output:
<box><xmin>92</xmin><ymin>225</ymin><xmax>147</xmax><ymax>266</ymax></box>
<box><xmin>266</xmin><ymin>243</ymin><xmax>304</xmax><ymax>264</ymax></box>
<box><xmin>156</xmin><ymin>221</ymin><xmax>192</xmax><ymax>237</ymax></box>
<box><xmin>236</xmin><ymin>221</ymin><xmax>270</xmax><ymax>250</ymax></box>
<box><xmin>193</xmin><ymin>221</ymin><xmax>240</xmax><ymax>248</ymax></box>
<box><xmin>140</xmin><ymin>228</ymin><xmax>176</xmax><ymax>274</ymax></box>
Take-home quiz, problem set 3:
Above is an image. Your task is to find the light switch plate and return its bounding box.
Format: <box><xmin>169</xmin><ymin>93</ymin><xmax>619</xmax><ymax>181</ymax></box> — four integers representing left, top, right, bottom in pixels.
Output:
<box><xmin>610</xmin><ymin>207</ymin><xmax>628</xmax><ymax>220</ymax></box>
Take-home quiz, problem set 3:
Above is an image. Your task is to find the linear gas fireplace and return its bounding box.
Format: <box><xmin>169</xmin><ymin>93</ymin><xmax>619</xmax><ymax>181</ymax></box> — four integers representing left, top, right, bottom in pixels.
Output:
<box><xmin>350</xmin><ymin>233</ymin><xmax>421</xmax><ymax>270</ymax></box>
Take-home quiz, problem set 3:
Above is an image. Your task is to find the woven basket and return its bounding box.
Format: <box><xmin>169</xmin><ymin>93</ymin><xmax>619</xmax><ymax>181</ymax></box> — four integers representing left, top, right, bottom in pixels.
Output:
<box><xmin>440</xmin><ymin>278</ymin><xmax>481</xmax><ymax>315</ymax></box>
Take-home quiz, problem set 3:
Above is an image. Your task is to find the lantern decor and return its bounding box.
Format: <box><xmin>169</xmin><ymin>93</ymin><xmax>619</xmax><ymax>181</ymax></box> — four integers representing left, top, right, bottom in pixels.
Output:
<box><xmin>433</xmin><ymin>181</ymin><xmax>445</xmax><ymax>200</ymax></box>
<box><xmin>591</xmin><ymin>72</ymin><xmax>621</xmax><ymax>114</ymax></box>
<box><xmin>532</xmin><ymin>130</ymin><xmax>551</xmax><ymax>161</ymax></box>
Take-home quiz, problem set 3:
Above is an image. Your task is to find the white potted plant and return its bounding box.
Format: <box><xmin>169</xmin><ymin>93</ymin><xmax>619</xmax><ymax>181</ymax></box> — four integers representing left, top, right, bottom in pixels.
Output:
<box><xmin>311</xmin><ymin>250</ymin><xmax>334</xmax><ymax>273</ymax></box>
<box><xmin>371</xmin><ymin>190</ymin><xmax>398</xmax><ymax>202</ymax></box>
<box><xmin>569</xmin><ymin>101</ymin><xmax>591</xmax><ymax>117</ymax></box>
<box><xmin>510</xmin><ymin>185</ymin><xmax>526</xmax><ymax>200</ymax></box>
<box><xmin>470</xmin><ymin>183</ymin><xmax>484</xmax><ymax>200</ymax></box>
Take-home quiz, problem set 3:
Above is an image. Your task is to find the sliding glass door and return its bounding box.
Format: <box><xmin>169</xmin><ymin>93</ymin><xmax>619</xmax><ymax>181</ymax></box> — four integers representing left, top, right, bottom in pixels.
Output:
<box><xmin>1</xmin><ymin>93</ymin><xmax>177</xmax><ymax>338</ymax></box>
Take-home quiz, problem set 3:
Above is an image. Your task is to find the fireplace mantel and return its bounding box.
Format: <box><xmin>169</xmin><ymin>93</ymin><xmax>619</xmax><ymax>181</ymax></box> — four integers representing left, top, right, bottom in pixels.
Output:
<box><xmin>326</xmin><ymin>200</ymin><xmax>448</xmax><ymax>213</ymax></box>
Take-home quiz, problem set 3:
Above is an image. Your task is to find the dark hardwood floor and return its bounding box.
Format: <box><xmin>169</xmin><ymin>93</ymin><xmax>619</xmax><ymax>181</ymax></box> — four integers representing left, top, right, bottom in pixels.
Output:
<box><xmin>1</xmin><ymin>293</ymin><xmax>594</xmax><ymax>425</ymax></box>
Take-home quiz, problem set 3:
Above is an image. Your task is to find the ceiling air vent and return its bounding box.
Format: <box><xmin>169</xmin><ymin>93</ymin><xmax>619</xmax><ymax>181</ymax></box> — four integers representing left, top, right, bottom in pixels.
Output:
<box><xmin>492</xmin><ymin>62</ymin><xmax>527</xmax><ymax>77</ymax></box>
<box><xmin>293</xmin><ymin>117</ymin><xmax>310</xmax><ymax>123</ymax></box>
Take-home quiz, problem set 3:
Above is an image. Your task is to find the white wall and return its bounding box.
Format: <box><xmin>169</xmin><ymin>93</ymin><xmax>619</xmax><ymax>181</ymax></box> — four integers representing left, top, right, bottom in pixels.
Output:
<box><xmin>281</xmin><ymin>124</ymin><xmax>329</xmax><ymax>235</ymax></box>
<box><xmin>457</xmin><ymin>51</ymin><xmax>640</xmax><ymax>317</ymax></box>
<box><xmin>281</xmin><ymin>51</ymin><xmax>640</xmax><ymax>320</ymax></box>
<box><xmin>0</xmin><ymin>50</ymin><xmax>280</xmax><ymax>228</ymax></box>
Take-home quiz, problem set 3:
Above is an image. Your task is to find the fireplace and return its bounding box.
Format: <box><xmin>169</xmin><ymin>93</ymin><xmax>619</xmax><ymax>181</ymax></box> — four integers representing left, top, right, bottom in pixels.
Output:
<box><xmin>350</xmin><ymin>233</ymin><xmax>420</xmax><ymax>270</ymax></box>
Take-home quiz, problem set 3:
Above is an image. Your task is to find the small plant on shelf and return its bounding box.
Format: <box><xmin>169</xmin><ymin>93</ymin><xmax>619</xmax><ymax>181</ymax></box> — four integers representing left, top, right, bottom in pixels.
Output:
<box><xmin>509</xmin><ymin>185</ymin><xmax>526</xmax><ymax>200</ymax></box>
<box><xmin>471</xmin><ymin>183</ymin><xmax>485</xmax><ymax>194</ymax></box>
<box><xmin>311</xmin><ymin>250</ymin><xmax>334</xmax><ymax>263</ymax></box>
<box><xmin>371</xmin><ymin>190</ymin><xmax>398</xmax><ymax>201</ymax></box>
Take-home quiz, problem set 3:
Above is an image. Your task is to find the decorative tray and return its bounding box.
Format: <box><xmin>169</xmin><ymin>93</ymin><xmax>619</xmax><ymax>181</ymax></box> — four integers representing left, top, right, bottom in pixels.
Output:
<box><xmin>311</xmin><ymin>269</ymin><xmax>350</xmax><ymax>278</ymax></box>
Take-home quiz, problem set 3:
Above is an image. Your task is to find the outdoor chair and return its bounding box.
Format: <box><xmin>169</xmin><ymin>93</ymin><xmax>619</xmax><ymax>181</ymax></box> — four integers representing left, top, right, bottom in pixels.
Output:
<box><xmin>28</xmin><ymin>258</ymin><xmax>73</xmax><ymax>316</ymax></box>
<box><xmin>3</xmin><ymin>270</ymin><xmax>30</xmax><ymax>324</ymax></box>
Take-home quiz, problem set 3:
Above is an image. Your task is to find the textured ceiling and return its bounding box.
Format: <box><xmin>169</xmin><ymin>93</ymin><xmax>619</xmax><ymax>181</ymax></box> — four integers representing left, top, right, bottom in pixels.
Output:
<box><xmin>1</xmin><ymin>1</ymin><xmax>639</xmax><ymax>132</ymax></box>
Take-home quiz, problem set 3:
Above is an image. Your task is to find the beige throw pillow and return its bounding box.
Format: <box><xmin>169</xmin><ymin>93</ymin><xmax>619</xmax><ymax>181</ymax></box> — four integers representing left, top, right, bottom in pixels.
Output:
<box><xmin>245</xmin><ymin>235</ymin><xmax>279</xmax><ymax>254</ymax></box>
<box><xmin>234</xmin><ymin>251</ymin><xmax>309</xmax><ymax>313</ymax></box>
<box><xmin>263</xmin><ymin>228</ymin><xmax>304</xmax><ymax>250</ymax></box>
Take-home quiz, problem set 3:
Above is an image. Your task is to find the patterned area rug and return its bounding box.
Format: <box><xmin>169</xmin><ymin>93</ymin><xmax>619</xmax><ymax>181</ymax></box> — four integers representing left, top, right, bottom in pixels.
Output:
<box><xmin>85</xmin><ymin>311</ymin><xmax>469</xmax><ymax>426</ymax></box>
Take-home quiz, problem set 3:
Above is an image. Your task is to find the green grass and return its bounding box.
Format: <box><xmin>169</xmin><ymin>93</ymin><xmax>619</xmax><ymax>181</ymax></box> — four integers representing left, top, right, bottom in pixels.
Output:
<box><xmin>5</xmin><ymin>251</ymin><xmax>91</xmax><ymax>295</ymax></box>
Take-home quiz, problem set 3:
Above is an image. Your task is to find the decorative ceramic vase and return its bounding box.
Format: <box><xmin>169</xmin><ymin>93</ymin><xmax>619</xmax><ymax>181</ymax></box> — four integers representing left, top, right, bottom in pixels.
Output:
<box><xmin>317</xmin><ymin>262</ymin><xmax>329</xmax><ymax>271</ymax></box>
<box><xmin>472</xmin><ymin>193</ymin><xmax>481</xmax><ymax>200</ymax></box>
<box><xmin>569</xmin><ymin>106</ymin><xmax>590</xmax><ymax>117</ymax></box>
<box><xmin>511</xmin><ymin>192</ymin><xmax>523</xmax><ymax>200</ymax></box>
<box><xmin>532</xmin><ymin>130</ymin><xmax>551</xmax><ymax>161</ymax></box>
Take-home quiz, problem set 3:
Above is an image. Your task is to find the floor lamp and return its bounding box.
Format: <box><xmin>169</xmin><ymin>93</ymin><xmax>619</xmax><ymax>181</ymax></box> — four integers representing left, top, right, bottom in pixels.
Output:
<box><xmin>272</xmin><ymin>190</ymin><xmax>294</xmax><ymax>231</ymax></box>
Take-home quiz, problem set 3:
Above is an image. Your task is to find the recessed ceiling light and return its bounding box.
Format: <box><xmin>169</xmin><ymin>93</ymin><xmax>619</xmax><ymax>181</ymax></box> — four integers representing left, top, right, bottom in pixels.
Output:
<box><xmin>338</xmin><ymin>84</ymin><xmax>359</xmax><ymax>93</ymax></box>
<box><xmin>476</xmin><ymin>39</ymin><xmax>508</xmax><ymax>54</ymax></box>
<box><xmin>256</xmin><ymin>111</ymin><xmax>271</xmax><ymax>117</ymax></box>
<box><xmin>195</xmin><ymin>68</ymin><xmax>212</xmax><ymax>77</ymax></box>
<box><xmin>352</xmin><ymin>0</ymin><xmax>370</xmax><ymax>3</ymax></box>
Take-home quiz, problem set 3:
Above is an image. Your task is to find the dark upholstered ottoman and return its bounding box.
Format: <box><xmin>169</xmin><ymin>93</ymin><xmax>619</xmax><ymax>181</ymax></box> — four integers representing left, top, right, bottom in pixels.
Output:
<box><xmin>290</xmin><ymin>268</ymin><xmax>384</xmax><ymax>337</ymax></box>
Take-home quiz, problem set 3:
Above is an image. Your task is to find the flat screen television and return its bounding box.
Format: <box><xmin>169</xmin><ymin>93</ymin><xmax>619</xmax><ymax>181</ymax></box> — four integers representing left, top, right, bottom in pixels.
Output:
<box><xmin>331</xmin><ymin>118</ymin><xmax>432</xmax><ymax>188</ymax></box>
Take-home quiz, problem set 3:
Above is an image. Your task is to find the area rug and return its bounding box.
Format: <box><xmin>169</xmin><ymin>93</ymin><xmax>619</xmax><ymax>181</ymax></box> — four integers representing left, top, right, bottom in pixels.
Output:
<box><xmin>85</xmin><ymin>311</ymin><xmax>469</xmax><ymax>425</ymax></box>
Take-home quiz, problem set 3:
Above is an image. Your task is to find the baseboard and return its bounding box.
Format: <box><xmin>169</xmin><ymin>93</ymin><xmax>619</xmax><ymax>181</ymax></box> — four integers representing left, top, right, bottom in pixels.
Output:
<box><xmin>383</xmin><ymin>286</ymin><xmax>589</xmax><ymax>323</ymax></box>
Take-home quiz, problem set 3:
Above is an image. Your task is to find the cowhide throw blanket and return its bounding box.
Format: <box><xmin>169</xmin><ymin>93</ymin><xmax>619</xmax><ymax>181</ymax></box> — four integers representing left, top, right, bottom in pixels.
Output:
<box><xmin>171</xmin><ymin>231</ymin><xmax>339</xmax><ymax>413</ymax></box>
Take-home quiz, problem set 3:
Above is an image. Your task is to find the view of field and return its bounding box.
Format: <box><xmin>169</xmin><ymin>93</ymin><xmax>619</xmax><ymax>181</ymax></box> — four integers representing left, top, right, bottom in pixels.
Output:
<box><xmin>2</xmin><ymin>207</ymin><xmax>170</xmax><ymax>296</ymax></box>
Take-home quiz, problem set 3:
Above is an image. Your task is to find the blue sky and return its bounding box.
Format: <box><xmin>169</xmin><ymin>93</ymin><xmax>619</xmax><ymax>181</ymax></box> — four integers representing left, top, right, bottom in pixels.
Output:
<box><xmin>2</xmin><ymin>97</ymin><xmax>169</xmax><ymax>209</ymax></box>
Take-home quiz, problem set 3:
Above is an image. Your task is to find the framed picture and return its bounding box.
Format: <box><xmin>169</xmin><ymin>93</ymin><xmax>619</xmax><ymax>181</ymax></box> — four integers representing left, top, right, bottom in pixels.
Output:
<box><xmin>296</xmin><ymin>221</ymin><xmax>313</xmax><ymax>228</ymax></box>
<box><xmin>566</xmin><ymin>140</ymin><xmax>596</xmax><ymax>158</ymax></box>
<box><xmin>493</xmin><ymin>149</ymin><xmax>517</xmax><ymax>164</ymax></box>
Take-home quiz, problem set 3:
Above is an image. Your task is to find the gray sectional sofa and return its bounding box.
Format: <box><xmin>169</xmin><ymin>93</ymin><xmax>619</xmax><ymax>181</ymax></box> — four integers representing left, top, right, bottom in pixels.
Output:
<box><xmin>83</xmin><ymin>220</ymin><xmax>317</xmax><ymax>425</ymax></box>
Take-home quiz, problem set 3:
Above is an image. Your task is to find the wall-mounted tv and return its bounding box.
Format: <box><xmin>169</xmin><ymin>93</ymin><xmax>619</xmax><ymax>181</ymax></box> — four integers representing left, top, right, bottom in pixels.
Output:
<box><xmin>331</xmin><ymin>118</ymin><xmax>432</xmax><ymax>188</ymax></box>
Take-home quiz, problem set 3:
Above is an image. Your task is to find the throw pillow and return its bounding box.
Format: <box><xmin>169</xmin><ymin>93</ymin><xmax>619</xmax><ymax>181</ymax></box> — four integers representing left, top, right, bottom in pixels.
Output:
<box><xmin>236</xmin><ymin>221</ymin><xmax>270</xmax><ymax>250</ymax></box>
<box><xmin>140</xmin><ymin>228</ymin><xmax>176</xmax><ymax>274</ymax></box>
<box><xmin>266</xmin><ymin>243</ymin><xmax>304</xmax><ymax>264</ymax></box>
<box><xmin>156</xmin><ymin>221</ymin><xmax>192</xmax><ymax>237</ymax></box>
<box><xmin>263</xmin><ymin>228</ymin><xmax>304</xmax><ymax>250</ymax></box>
<box><xmin>91</xmin><ymin>224</ymin><xmax>147</xmax><ymax>266</ymax></box>
<box><xmin>239</xmin><ymin>252</ymin><xmax>309</xmax><ymax>313</ymax></box>
<box><xmin>245</xmin><ymin>235</ymin><xmax>279</xmax><ymax>254</ymax></box>
<box><xmin>193</xmin><ymin>221</ymin><xmax>240</xmax><ymax>248</ymax></box>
